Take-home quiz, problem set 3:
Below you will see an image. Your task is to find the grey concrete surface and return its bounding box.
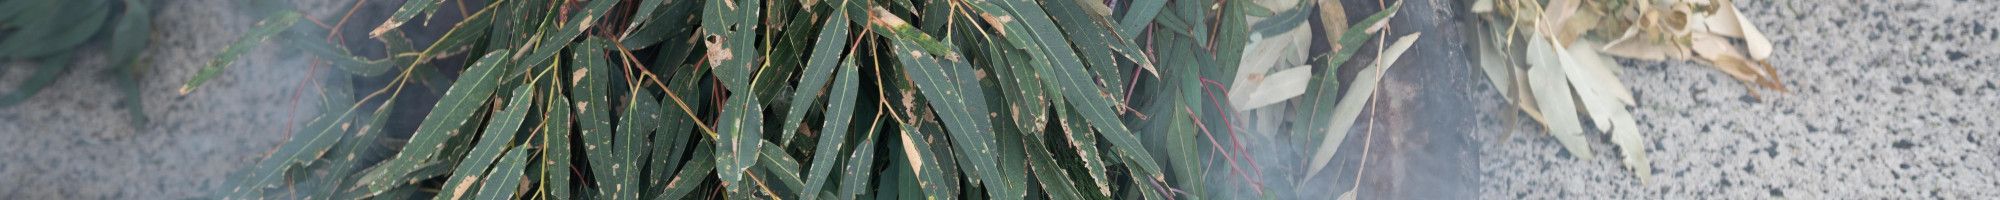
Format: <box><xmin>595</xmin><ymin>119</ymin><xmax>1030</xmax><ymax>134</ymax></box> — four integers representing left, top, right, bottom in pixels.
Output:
<box><xmin>1476</xmin><ymin>0</ymin><xmax>2000</xmax><ymax>198</ymax></box>
<box><xmin>0</xmin><ymin>0</ymin><xmax>343</xmax><ymax>198</ymax></box>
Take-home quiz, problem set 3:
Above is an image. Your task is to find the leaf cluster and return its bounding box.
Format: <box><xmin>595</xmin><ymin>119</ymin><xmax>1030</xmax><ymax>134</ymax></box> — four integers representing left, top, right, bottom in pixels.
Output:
<box><xmin>203</xmin><ymin>0</ymin><xmax>1432</xmax><ymax>198</ymax></box>
<box><xmin>0</xmin><ymin>0</ymin><xmax>154</xmax><ymax>123</ymax></box>
<box><xmin>1471</xmin><ymin>0</ymin><xmax>1782</xmax><ymax>182</ymax></box>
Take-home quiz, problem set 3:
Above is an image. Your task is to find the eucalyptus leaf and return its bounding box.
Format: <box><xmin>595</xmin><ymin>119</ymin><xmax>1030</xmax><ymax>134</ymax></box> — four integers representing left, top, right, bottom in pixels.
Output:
<box><xmin>1301</xmin><ymin>32</ymin><xmax>1421</xmax><ymax>183</ymax></box>
<box><xmin>181</xmin><ymin>11</ymin><xmax>300</xmax><ymax>95</ymax></box>
<box><xmin>1527</xmin><ymin>36</ymin><xmax>1595</xmax><ymax>160</ymax></box>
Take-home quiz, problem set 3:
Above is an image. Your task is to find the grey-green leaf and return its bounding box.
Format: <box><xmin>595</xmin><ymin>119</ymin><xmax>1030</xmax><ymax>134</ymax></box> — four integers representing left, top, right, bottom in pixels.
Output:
<box><xmin>369</xmin><ymin>0</ymin><xmax>445</xmax><ymax>37</ymax></box>
<box><xmin>474</xmin><ymin>145</ymin><xmax>535</xmax><ymax>199</ymax></box>
<box><xmin>182</xmin><ymin>11</ymin><xmax>300</xmax><ymax>95</ymax></box>
<box><xmin>656</xmin><ymin>142</ymin><xmax>716</xmax><ymax>200</ymax></box>
<box><xmin>434</xmin><ymin>86</ymin><xmax>536</xmax><ymax>200</ymax></box>
<box><xmin>645</xmin><ymin>55</ymin><xmax>712</xmax><ymax>199</ymax></box>
<box><xmin>1117</xmin><ymin>0</ymin><xmax>1167</xmax><ymax>36</ymax></box>
<box><xmin>224</xmin><ymin>106</ymin><xmax>355</xmax><ymax>198</ymax></box>
<box><xmin>362</xmin><ymin>49</ymin><xmax>513</xmax><ymax>197</ymax></box>
<box><xmin>0</xmin><ymin>53</ymin><xmax>71</xmax><ymax>107</ymax></box>
<box><xmin>107</xmin><ymin>0</ymin><xmax>151</xmax><ymax>67</ymax></box>
<box><xmin>837</xmin><ymin>116</ymin><xmax>884</xmax><ymax>199</ymax></box>
<box><xmin>892</xmin><ymin>124</ymin><xmax>952</xmax><ymax>199</ymax></box>
<box><xmin>802</xmin><ymin>56</ymin><xmax>861</xmax><ymax>199</ymax></box>
<box><xmin>781</xmin><ymin>10</ymin><xmax>853</xmax><ymax>146</ymax></box>
<box><xmin>758</xmin><ymin>141</ymin><xmax>807</xmax><ymax>193</ymax></box>
<box><xmin>570</xmin><ymin>38</ymin><xmax>621</xmax><ymax>197</ymax></box>
<box><xmin>610</xmin><ymin>91</ymin><xmax>661</xmax><ymax>199</ymax></box>
<box><xmin>1023</xmin><ymin>130</ymin><xmax>1085</xmax><ymax>199</ymax></box>
<box><xmin>515</xmin><ymin>0</ymin><xmax>619</xmax><ymax>68</ymax></box>
<box><xmin>716</xmin><ymin>94</ymin><xmax>766</xmax><ymax>184</ymax></box>
<box><xmin>542</xmin><ymin>89</ymin><xmax>575</xmax><ymax>199</ymax></box>
<box><xmin>886</xmin><ymin>34</ymin><xmax>1012</xmax><ymax>199</ymax></box>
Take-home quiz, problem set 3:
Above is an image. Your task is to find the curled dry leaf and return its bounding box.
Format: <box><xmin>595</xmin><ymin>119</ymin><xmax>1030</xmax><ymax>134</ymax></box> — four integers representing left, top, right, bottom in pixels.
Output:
<box><xmin>1701</xmin><ymin>5</ymin><xmax>1745</xmax><ymax>38</ymax></box>
<box><xmin>1555</xmin><ymin>6</ymin><xmax>1600</xmax><ymax>45</ymax></box>
<box><xmin>1691</xmin><ymin>33</ymin><xmax>1772</xmax><ymax>85</ymax></box>
<box><xmin>1729</xmin><ymin>6</ymin><xmax>1774</xmax><ymax>60</ymax></box>
<box><xmin>1598</xmin><ymin>26</ymin><xmax>1684</xmax><ymax>61</ymax></box>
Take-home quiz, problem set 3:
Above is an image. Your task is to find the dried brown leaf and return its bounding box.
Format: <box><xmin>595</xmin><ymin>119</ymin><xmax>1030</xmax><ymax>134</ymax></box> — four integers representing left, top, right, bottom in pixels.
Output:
<box><xmin>1598</xmin><ymin>25</ymin><xmax>1688</xmax><ymax>61</ymax></box>
<box><xmin>1702</xmin><ymin>5</ymin><xmax>1745</xmax><ymax>38</ymax></box>
<box><xmin>1320</xmin><ymin>0</ymin><xmax>1348</xmax><ymax>47</ymax></box>
<box><xmin>1538</xmin><ymin>0</ymin><xmax>1580</xmax><ymax>35</ymax></box>
<box><xmin>1723</xmin><ymin>2</ymin><xmax>1775</xmax><ymax>60</ymax></box>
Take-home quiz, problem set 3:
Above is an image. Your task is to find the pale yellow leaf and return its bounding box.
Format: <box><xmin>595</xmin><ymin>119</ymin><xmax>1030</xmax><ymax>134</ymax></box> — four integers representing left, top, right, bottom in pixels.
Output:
<box><xmin>1705</xmin><ymin>53</ymin><xmax>1762</xmax><ymax>83</ymax></box>
<box><xmin>1555</xmin><ymin>40</ymin><xmax>1623</xmax><ymax>132</ymax></box>
<box><xmin>1691</xmin><ymin>33</ymin><xmax>1764</xmax><ymax>82</ymax></box>
<box><xmin>1234</xmin><ymin>25</ymin><xmax>1315</xmax><ymax>107</ymax></box>
<box><xmin>1726</xmin><ymin>2</ymin><xmax>1774</xmax><ymax>60</ymax></box>
<box><xmin>1609</xmin><ymin>109</ymin><xmax>1651</xmax><ymax>183</ymax></box>
<box><xmin>1569</xmin><ymin>40</ymin><xmax>1636</xmax><ymax>105</ymax></box>
<box><xmin>1302</xmin><ymin>33</ymin><xmax>1422</xmax><ymax>182</ymax></box>
<box><xmin>1476</xmin><ymin>36</ymin><xmax>1515</xmax><ymax>102</ymax></box>
<box><xmin>1229</xmin><ymin>66</ymin><xmax>1313</xmax><ymax>110</ymax></box>
<box><xmin>1538</xmin><ymin>0</ymin><xmax>1580</xmax><ymax>36</ymax></box>
<box><xmin>1556</xmin><ymin>8</ymin><xmax>1600</xmax><ymax>45</ymax></box>
<box><xmin>1702</xmin><ymin>2</ymin><xmax>1746</xmax><ymax>38</ymax></box>
<box><xmin>1526</xmin><ymin>35</ymin><xmax>1594</xmax><ymax>160</ymax></box>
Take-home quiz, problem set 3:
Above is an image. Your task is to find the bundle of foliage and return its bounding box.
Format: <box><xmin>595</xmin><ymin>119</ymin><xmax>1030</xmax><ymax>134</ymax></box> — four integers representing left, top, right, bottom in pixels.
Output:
<box><xmin>1470</xmin><ymin>0</ymin><xmax>1781</xmax><ymax>182</ymax></box>
<box><xmin>0</xmin><ymin>0</ymin><xmax>153</xmax><ymax>123</ymax></box>
<box><xmin>199</xmin><ymin>0</ymin><xmax>1422</xmax><ymax>198</ymax></box>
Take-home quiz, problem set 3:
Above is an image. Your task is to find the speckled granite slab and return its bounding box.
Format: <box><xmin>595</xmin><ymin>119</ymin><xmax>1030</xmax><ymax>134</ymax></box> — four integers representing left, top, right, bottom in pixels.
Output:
<box><xmin>1476</xmin><ymin>0</ymin><xmax>2000</xmax><ymax>199</ymax></box>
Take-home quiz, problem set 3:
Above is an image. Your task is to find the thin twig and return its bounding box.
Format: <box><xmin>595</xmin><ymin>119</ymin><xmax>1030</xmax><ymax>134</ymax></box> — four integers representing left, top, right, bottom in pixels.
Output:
<box><xmin>1184</xmin><ymin>107</ymin><xmax>1264</xmax><ymax>194</ymax></box>
<box><xmin>611</xmin><ymin>41</ymin><xmax>722</xmax><ymax>138</ymax></box>
<box><xmin>1347</xmin><ymin>4</ymin><xmax>1393</xmax><ymax>194</ymax></box>
<box><xmin>327</xmin><ymin>0</ymin><xmax>372</xmax><ymax>43</ymax></box>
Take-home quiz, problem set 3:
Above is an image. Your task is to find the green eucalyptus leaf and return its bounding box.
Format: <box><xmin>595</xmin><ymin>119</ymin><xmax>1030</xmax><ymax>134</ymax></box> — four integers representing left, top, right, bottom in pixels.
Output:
<box><xmin>181</xmin><ymin>11</ymin><xmax>299</xmax><ymax>95</ymax></box>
